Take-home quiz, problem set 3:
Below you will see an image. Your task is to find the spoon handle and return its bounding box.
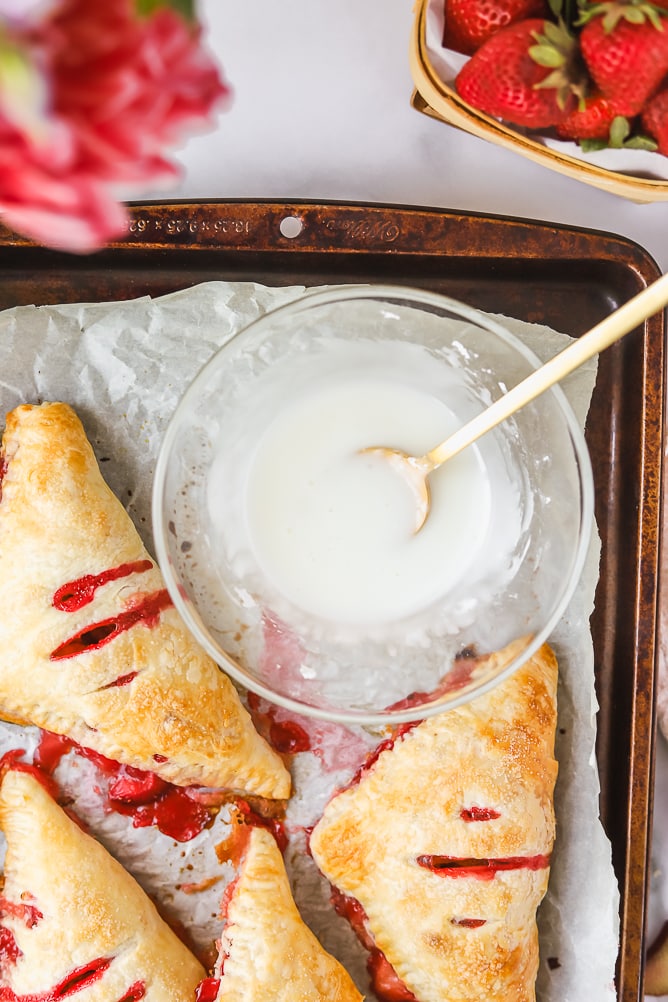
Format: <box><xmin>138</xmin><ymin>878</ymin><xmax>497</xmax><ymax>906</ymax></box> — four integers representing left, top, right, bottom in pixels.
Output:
<box><xmin>424</xmin><ymin>271</ymin><xmax>668</xmax><ymax>471</ymax></box>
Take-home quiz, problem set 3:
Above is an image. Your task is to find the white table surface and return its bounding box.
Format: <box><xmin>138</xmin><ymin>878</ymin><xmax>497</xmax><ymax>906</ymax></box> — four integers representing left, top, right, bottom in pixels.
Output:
<box><xmin>145</xmin><ymin>0</ymin><xmax>668</xmax><ymax>988</ymax></box>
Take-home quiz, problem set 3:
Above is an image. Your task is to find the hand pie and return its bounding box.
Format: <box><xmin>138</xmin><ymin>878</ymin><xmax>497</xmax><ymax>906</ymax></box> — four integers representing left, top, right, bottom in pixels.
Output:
<box><xmin>211</xmin><ymin>826</ymin><xmax>363</xmax><ymax>1002</ymax></box>
<box><xmin>309</xmin><ymin>643</ymin><xmax>559</xmax><ymax>1002</ymax></box>
<box><xmin>0</xmin><ymin>765</ymin><xmax>205</xmax><ymax>1000</ymax></box>
<box><xmin>0</xmin><ymin>402</ymin><xmax>290</xmax><ymax>800</ymax></box>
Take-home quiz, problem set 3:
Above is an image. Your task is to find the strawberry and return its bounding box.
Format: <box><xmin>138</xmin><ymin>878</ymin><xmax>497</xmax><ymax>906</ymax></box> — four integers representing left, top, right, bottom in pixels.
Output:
<box><xmin>454</xmin><ymin>18</ymin><xmax>584</xmax><ymax>128</ymax></box>
<box><xmin>641</xmin><ymin>85</ymin><xmax>668</xmax><ymax>153</ymax></box>
<box><xmin>442</xmin><ymin>0</ymin><xmax>549</xmax><ymax>55</ymax></box>
<box><xmin>555</xmin><ymin>92</ymin><xmax>626</xmax><ymax>139</ymax></box>
<box><xmin>555</xmin><ymin>95</ymin><xmax>657</xmax><ymax>150</ymax></box>
<box><xmin>578</xmin><ymin>2</ymin><xmax>668</xmax><ymax>115</ymax></box>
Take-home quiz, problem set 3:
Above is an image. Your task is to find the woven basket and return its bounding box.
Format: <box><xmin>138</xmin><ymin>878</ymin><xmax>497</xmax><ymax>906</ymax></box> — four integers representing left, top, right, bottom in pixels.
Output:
<box><xmin>409</xmin><ymin>0</ymin><xmax>668</xmax><ymax>203</ymax></box>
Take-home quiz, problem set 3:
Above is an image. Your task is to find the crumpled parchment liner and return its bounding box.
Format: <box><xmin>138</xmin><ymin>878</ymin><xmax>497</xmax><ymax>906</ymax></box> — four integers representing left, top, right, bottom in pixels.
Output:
<box><xmin>0</xmin><ymin>280</ymin><xmax>618</xmax><ymax>1000</ymax></box>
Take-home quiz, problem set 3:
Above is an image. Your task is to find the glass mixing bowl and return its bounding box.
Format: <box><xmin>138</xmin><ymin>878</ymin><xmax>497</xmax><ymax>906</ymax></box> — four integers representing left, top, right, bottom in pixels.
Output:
<box><xmin>152</xmin><ymin>285</ymin><xmax>594</xmax><ymax>726</ymax></box>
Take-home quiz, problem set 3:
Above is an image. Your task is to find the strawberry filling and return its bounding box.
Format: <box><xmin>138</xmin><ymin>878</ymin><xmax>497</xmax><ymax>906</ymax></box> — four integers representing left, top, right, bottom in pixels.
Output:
<box><xmin>49</xmin><ymin>589</ymin><xmax>172</xmax><ymax>661</ymax></box>
<box><xmin>0</xmin><ymin>750</ymin><xmax>60</xmax><ymax>801</ymax></box>
<box><xmin>384</xmin><ymin>647</ymin><xmax>479</xmax><ymax>713</ymax></box>
<box><xmin>0</xmin><ymin>457</ymin><xmax>6</xmax><ymax>504</ymax></box>
<box><xmin>452</xmin><ymin>918</ymin><xmax>487</xmax><ymax>928</ymax></box>
<box><xmin>219</xmin><ymin>872</ymin><xmax>242</xmax><ymax>936</ymax></box>
<box><xmin>107</xmin><ymin>766</ymin><xmax>169</xmax><ymax>806</ymax></box>
<box><xmin>416</xmin><ymin>853</ymin><xmax>551</xmax><ymax>880</ymax></box>
<box><xmin>0</xmin><ymin>896</ymin><xmax>43</xmax><ymax>973</ymax></box>
<box><xmin>195</xmin><ymin>979</ymin><xmax>220</xmax><ymax>1002</ymax></box>
<box><xmin>233</xmin><ymin>799</ymin><xmax>287</xmax><ymax>853</ymax></box>
<box><xmin>116</xmin><ymin>983</ymin><xmax>146</xmax><ymax>1002</ymax></box>
<box><xmin>459</xmin><ymin>806</ymin><xmax>501</xmax><ymax>822</ymax></box>
<box><xmin>0</xmin><ymin>956</ymin><xmax>111</xmax><ymax>1001</ymax></box>
<box><xmin>330</xmin><ymin>888</ymin><xmax>416</xmax><ymax>1002</ymax></box>
<box><xmin>0</xmin><ymin>928</ymin><xmax>21</xmax><ymax>968</ymax></box>
<box><xmin>246</xmin><ymin>692</ymin><xmax>311</xmax><ymax>756</ymax></box>
<box><xmin>98</xmin><ymin>671</ymin><xmax>138</xmax><ymax>690</ymax></box>
<box><xmin>52</xmin><ymin>561</ymin><xmax>153</xmax><ymax>613</ymax></box>
<box><xmin>0</xmin><ymin>900</ymin><xmax>42</xmax><ymax>929</ymax></box>
<box><xmin>346</xmin><ymin>723</ymin><xmax>417</xmax><ymax>790</ymax></box>
<box><xmin>268</xmin><ymin>718</ymin><xmax>310</xmax><ymax>754</ymax></box>
<box><xmin>33</xmin><ymin>732</ymin><xmax>211</xmax><ymax>843</ymax></box>
<box><xmin>367</xmin><ymin>952</ymin><xmax>418</xmax><ymax>1002</ymax></box>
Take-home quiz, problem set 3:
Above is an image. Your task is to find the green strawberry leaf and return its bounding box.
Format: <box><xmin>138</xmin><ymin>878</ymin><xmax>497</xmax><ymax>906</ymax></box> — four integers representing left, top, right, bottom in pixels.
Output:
<box><xmin>529</xmin><ymin>17</ymin><xmax>587</xmax><ymax>107</ymax></box>
<box><xmin>578</xmin><ymin>0</ymin><xmax>668</xmax><ymax>29</ymax></box>
<box><xmin>529</xmin><ymin>42</ymin><xmax>566</xmax><ymax>67</ymax></box>
<box><xmin>579</xmin><ymin>138</ymin><xmax>609</xmax><ymax>151</ymax></box>
<box><xmin>608</xmin><ymin>115</ymin><xmax>631</xmax><ymax>147</ymax></box>
<box><xmin>542</xmin><ymin>18</ymin><xmax>571</xmax><ymax>43</ymax></box>
<box><xmin>623</xmin><ymin>3</ymin><xmax>646</xmax><ymax>17</ymax></box>
<box><xmin>623</xmin><ymin>135</ymin><xmax>659</xmax><ymax>150</ymax></box>
<box><xmin>644</xmin><ymin>5</ymin><xmax>665</xmax><ymax>28</ymax></box>
<box><xmin>578</xmin><ymin>118</ymin><xmax>658</xmax><ymax>152</ymax></box>
<box><xmin>135</xmin><ymin>0</ymin><xmax>196</xmax><ymax>20</ymax></box>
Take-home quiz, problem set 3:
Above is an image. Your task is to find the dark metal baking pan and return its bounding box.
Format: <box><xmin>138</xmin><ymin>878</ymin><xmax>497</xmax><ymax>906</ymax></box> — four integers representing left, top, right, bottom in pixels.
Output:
<box><xmin>0</xmin><ymin>199</ymin><xmax>662</xmax><ymax>1002</ymax></box>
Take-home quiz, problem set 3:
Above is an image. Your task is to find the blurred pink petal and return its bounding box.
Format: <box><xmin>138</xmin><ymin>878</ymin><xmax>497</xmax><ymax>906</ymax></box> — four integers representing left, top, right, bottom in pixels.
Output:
<box><xmin>0</xmin><ymin>0</ymin><xmax>230</xmax><ymax>252</ymax></box>
<box><xmin>0</xmin><ymin>180</ymin><xmax>128</xmax><ymax>252</ymax></box>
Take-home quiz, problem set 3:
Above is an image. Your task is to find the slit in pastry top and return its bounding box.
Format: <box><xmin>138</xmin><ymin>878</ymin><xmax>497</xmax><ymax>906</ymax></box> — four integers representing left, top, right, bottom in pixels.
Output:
<box><xmin>52</xmin><ymin>560</ymin><xmax>154</xmax><ymax>612</ymax></box>
<box><xmin>49</xmin><ymin>589</ymin><xmax>172</xmax><ymax>661</ymax></box>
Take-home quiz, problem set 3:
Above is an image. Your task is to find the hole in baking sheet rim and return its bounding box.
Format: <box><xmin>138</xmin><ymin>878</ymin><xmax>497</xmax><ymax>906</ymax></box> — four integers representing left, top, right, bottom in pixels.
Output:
<box><xmin>279</xmin><ymin>215</ymin><xmax>304</xmax><ymax>239</ymax></box>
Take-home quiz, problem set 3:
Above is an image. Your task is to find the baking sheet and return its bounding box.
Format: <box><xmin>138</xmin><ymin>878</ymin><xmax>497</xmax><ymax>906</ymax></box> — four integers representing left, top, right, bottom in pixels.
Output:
<box><xmin>0</xmin><ymin>200</ymin><xmax>663</xmax><ymax>1000</ymax></box>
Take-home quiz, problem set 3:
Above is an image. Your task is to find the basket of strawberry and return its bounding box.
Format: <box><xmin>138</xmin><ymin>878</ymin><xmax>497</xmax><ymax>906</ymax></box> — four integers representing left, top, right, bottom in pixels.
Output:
<box><xmin>409</xmin><ymin>0</ymin><xmax>668</xmax><ymax>200</ymax></box>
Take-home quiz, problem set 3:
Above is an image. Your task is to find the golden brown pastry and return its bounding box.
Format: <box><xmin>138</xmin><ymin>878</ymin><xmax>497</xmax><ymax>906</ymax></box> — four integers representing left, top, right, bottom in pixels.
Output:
<box><xmin>0</xmin><ymin>402</ymin><xmax>290</xmax><ymax>799</ymax></box>
<box><xmin>309</xmin><ymin>643</ymin><xmax>559</xmax><ymax>1002</ymax></box>
<box><xmin>0</xmin><ymin>765</ymin><xmax>205</xmax><ymax>1000</ymax></box>
<box><xmin>213</xmin><ymin>825</ymin><xmax>363</xmax><ymax>1002</ymax></box>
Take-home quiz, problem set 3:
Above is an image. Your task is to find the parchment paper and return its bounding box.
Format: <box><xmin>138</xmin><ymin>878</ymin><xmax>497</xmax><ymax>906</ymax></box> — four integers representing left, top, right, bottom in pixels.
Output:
<box><xmin>423</xmin><ymin>0</ymin><xmax>668</xmax><ymax>183</ymax></box>
<box><xmin>0</xmin><ymin>280</ymin><xmax>618</xmax><ymax>1000</ymax></box>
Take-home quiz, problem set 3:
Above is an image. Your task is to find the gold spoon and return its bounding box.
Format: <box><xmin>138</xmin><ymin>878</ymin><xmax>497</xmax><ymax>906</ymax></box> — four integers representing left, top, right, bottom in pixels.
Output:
<box><xmin>364</xmin><ymin>272</ymin><xmax>668</xmax><ymax>532</ymax></box>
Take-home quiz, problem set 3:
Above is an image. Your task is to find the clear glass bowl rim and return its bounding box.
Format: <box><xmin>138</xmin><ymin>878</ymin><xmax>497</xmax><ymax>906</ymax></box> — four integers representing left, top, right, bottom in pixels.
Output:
<box><xmin>152</xmin><ymin>283</ymin><xmax>595</xmax><ymax>725</ymax></box>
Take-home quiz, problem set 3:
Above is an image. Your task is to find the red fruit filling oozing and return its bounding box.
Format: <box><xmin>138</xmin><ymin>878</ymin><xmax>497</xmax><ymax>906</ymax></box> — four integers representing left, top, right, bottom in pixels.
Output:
<box><xmin>116</xmin><ymin>983</ymin><xmax>146</xmax><ymax>1002</ymax></box>
<box><xmin>33</xmin><ymin>731</ymin><xmax>212</xmax><ymax>842</ymax></box>
<box><xmin>231</xmin><ymin>798</ymin><xmax>287</xmax><ymax>854</ymax></box>
<box><xmin>0</xmin><ymin>956</ymin><xmax>112</xmax><ymax>1001</ymax></box>
<box><xmin>52</xmin><ymin>561</ymin><xmax>154</xmax><ymax>612</ymax></box>
<box><xmin>246</xmin><ymin>693</ymin><xmax>311</xmax><ymax>756</ymax></box>
<box><xmin>0</xmin><ymin>927</ymin><xmax>21</xmax><ymax>969</ymax></box>
<box><xmin>195</xmin><ymin>978</ymin><xmax>221</xmax><ymax>1002</ymax></box>
<box><xmin>0</xmin><ymin>897</ymin><xmax>43</xmax><ymax>974</ymax></box>
<box><xmin>384</xmin><ymin>648</ymin><xmax>479</xmax><ymax>714</ymax></box>
<box><xmin>330</xmin><ymin>889</ymin><xmax>417</xmax><ymax>1002</ymax></box>
<box><xmin>49</xmin><ymin>589</ymin><xmax>172</xmax><ymax>661</ymax></box>
<box><xmin>459</xmin><ymin>806</ymin><xmax>501</xmax><ymax>822</ymax></box>
<box><xmin>416</xmin><ymin>853</ymin><xmax>552</xmax><ymax>880</ymax></box>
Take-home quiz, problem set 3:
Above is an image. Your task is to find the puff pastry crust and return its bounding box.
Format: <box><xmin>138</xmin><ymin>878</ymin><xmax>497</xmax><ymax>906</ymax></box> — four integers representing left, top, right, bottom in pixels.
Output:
<box><xmin>0</xmin><ymin>402</ymin><xmax>290</xmax><ymax>799</ymax></box>
<box><xmin>309</xmin><ymin>643</ymin><xmax>559</xmax><ymax>1002</ymax></box>
<box><xmin>0</xmin><ymin>766</ymin><xmax>205</xmax><ymax>1000</ymax></box>
<box><xmin>214</xmin><ymin>826</ymin><xmax>363</xmax><ymax>1002</ymax></box>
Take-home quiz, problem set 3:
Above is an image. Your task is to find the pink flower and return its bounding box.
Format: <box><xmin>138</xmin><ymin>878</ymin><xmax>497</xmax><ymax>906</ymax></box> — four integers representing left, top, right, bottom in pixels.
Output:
<box><xmin>0</xmin><ymin>0</ymin><xmax>230</xmax><ymax>252</ymax></box>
